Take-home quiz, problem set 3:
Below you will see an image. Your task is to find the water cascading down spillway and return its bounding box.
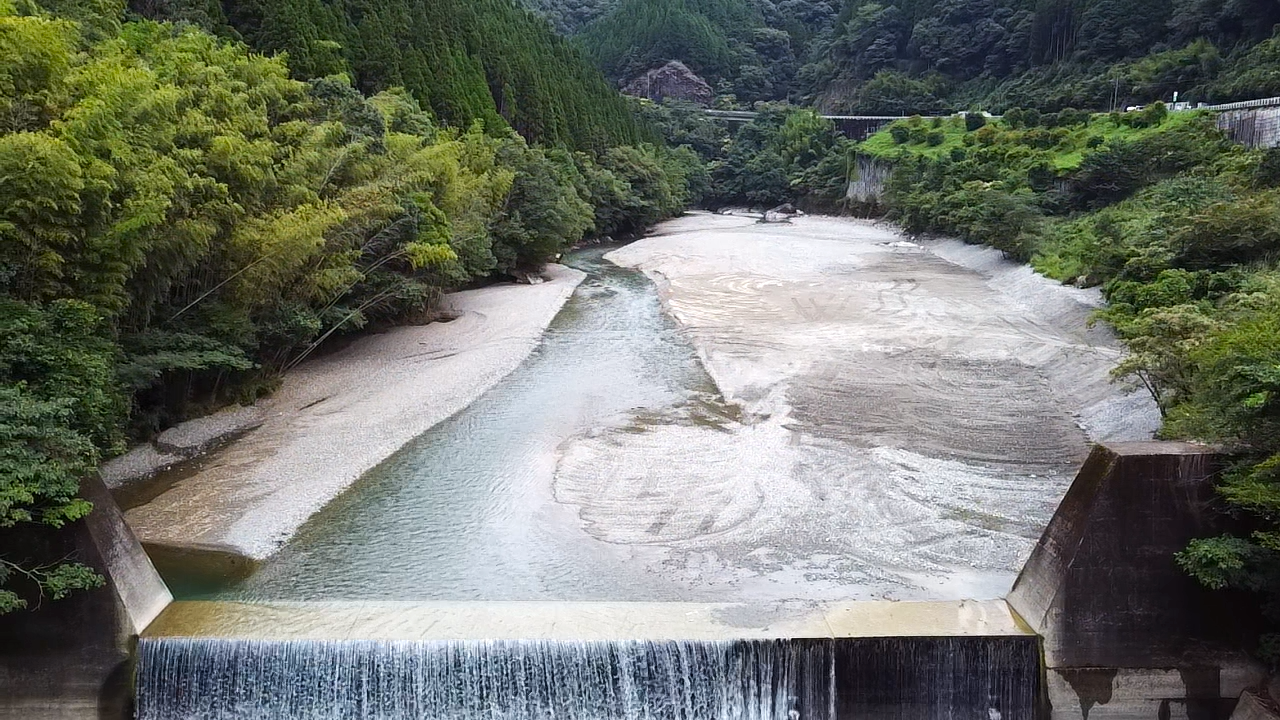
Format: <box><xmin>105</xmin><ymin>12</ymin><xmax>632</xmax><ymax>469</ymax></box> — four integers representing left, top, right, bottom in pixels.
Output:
<box><xmin>133</xmin><ymin>601</ymin><xmax>1042</xmax><ymax>719</ymax></box>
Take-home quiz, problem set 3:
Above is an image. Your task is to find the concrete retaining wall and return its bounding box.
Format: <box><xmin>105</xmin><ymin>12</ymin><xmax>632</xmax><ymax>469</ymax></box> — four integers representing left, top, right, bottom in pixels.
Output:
<box><xmin>845</xmin><ymin>154</ymin><xmax>893</xmax><ymax>208</ymax></box>
<box><xmin>1009</xmin><ymin>442</ymin><xmax>1264</xmax><ymax>719</ymax></box>
<box><xmin>1215</xmin><ymin>107</ymin><xmax>1280</xmax><ymax>149</ymax></box>
<box><xmin>0</xmin><ymin>476</ymin><xmax>171</xmax><ymax>719</ymax></box>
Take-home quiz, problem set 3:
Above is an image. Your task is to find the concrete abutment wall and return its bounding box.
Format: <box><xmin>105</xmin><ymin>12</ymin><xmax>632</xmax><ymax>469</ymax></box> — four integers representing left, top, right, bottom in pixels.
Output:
<box><xmin>1010</xmin><ymin>442</ymin><xmax>1264</xmax><ymax>719</ymax></box>
<box><xmin>0</xmin><ymin>476</ymin><xmax>171</xmax><ymax>719</ymax></box>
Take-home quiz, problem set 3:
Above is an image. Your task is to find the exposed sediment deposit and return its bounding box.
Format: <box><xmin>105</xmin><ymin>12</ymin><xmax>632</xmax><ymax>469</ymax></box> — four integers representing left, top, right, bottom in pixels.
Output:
<box><xmin>124</xmin><ymin>265</ymin><xmax>585</xmax><ymax>564</ymax></box>
<box><xmin>561</xmin><ymin>212</ymin><xmax>1160</xmax><ymax>599</ymax></box>
<box><xmin>191</xmin><ymin>214</ymin><xmax>1157</xmax><ymax>604</ymax></box>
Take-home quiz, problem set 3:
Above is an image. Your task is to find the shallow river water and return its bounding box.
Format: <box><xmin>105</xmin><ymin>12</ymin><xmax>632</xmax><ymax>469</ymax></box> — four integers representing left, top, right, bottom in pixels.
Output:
<box><xmin>214</xmin><ymin>215</ymin><xmax>1153</xmax><ymax>604</ymax></box>
<box><xmin>225</xmin><ymin>247</ymin><xmax>726</xmax><ymax>601</ymax></box>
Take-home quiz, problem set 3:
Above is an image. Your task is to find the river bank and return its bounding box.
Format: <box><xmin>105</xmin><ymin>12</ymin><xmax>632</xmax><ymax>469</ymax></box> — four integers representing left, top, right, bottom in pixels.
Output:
<box><xmin>123</xmin><ymin>265</ymin><xmax>585</xmax><ymax>572</ymax></box>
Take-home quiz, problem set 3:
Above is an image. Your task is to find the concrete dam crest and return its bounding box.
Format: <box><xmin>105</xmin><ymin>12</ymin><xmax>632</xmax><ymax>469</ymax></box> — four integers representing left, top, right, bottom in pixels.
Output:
<box><xmin>136</xmin><ymin>600</ymin><xmax>1040</xmax><ymax>720</ymax></box>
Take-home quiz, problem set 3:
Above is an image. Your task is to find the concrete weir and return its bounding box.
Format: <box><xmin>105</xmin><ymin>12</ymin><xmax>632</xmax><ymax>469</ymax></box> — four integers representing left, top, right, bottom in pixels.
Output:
<box><xmin>125</xmin><ymin>440</ymin><xmax>1267</xmax><ymax>720</ymax></box>
<box><xmin>1</xmin><ymin>438</ymin><xmax>1269</xmax><ymax>719</ymax></box>
<box><xmin>136</xmin><ymin>600</ymin><xmax>1041</xmax><ymax>720</ymax></box>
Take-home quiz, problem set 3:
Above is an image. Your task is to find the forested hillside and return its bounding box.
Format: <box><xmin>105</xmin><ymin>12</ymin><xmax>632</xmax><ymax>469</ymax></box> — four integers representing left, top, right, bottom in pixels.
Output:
<box><xmin>808</xmin><ymin>0</ymin><xmax>1280</xmax><ymax>112</ymax></box>
<box><xmin>578</xmin><ymin>0</ymin><xmax>767</xmax><ymax>99</ymax></box>
<box><xmin>523</xmin><ymin>0</ymin><xmax>618</xmax><ymax>34</ymax></box>
<box><xmin>637</xmin><ymin>101</ymin><xmax>854</xmax><ymax>207</ymax></box>
<box><xmin>0</xmin><ymin>0</ymin><xmax>697</xmax><ymax>610</ymax></box>
<box><xmin>538</xmin><ymin>0</ymin><xmax>839</xmax><ymax>103</ymax></box>
<box><xmin>136</xmin><ymin>0</ymin><xmax>643</xmax><ymax>150</ymax></box>
<box><xmin>546</xmin><ymin>0</ymin><xmax>1280</xmax><ymax>113</ymax></box>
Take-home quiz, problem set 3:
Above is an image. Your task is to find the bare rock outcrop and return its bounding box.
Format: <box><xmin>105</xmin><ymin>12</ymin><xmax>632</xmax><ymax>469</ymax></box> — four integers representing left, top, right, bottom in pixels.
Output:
<box><xmin>622</xmin><ymin>60</ymin><xmax>714</xmax><ymax>106</ymax></box>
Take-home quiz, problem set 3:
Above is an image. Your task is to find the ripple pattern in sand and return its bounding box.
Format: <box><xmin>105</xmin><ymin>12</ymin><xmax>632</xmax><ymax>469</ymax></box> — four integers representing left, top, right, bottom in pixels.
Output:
<box><xmin>787</xmin><ymin>352</ymin><xmax>1087</xmax><ymax>467</ymax></box>
<box><xmin>553</xmin><ymin>414</ymin><xmax>1071</xmax><ymax>600</ymax></box>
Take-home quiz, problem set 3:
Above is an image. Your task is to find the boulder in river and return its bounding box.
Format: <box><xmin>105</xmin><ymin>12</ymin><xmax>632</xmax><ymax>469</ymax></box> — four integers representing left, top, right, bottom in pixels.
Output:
<box><xmin>99</xmin><ymin>405</ymin><xmax>266</xmax><ymax>490</ymax></box>
<box><xmin>760</xmin><ymin>203</ymin><xmax>803</xmax><ymax>223</ymax></box>
<box><xmin>155</xmin><ymin>405</ymin><xmax>265</xmax><ymax>456</ymax></box>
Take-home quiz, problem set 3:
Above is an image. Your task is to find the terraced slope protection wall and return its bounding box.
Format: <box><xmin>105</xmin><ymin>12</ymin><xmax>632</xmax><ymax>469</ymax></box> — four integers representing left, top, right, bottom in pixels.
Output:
<box><xmin>1209</xmin><ymin>99</ymin><xmax>1280</xmax><ymax>149</ymax></box>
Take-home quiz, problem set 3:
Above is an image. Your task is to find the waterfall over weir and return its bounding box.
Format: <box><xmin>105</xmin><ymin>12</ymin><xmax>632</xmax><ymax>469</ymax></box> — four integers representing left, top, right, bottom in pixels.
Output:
<box><xmin>137</xmin><ymin>638</ymin><xmax>827</xmax><ymax>720</ymax></box>
<box><xmin>135</xmin><ymin>635</ymin><xmax>1041</xmax><ymax>720</ymax></box>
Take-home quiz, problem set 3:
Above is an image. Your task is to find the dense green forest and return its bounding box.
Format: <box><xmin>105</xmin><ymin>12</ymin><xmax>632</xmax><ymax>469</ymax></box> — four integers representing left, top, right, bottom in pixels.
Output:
<box><xmin>541</xmin><ymin>0</ymin><xmax>1280</xmax><ymax>112</ymax></box>
<box><xmin>140</xmin><ymin>0</ymin><xmax>645</xmax><ymax>150</ymax></box>
<box><xmin>0</xmin><ymin>0</ymin><xmax>697</xmax><ymax>611</ymax></box>
<box><xmin>636</xmin><ymin>100</ymin><xmax>854</xmax><ymax>207</ymax></box>
<box><xmin>523</xmin><ymin>0</ymin><xmax>619</xmax><ymax>34</ymax></box>
<box><xmin>809</xmin><ymin>0</ymin><xmax>1280</xmax><ymax>112</ymax></box>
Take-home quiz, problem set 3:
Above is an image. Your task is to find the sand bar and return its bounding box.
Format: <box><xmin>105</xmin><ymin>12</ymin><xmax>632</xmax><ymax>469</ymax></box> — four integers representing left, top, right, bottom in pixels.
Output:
<box><xmin>542</xmin><ymin>213</ymin><xmax>1163</xmax><ymax>599</ymax></box>
<box><xmin>124</xmin><ymin>265</ymin><xmax>585</xmax><ymax>562</ymax></box>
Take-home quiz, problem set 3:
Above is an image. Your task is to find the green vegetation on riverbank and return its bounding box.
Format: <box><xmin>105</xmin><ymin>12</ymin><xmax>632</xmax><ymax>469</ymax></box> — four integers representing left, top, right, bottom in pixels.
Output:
<box><xmin>0</xmin><ymin>0</ymin><xmax>696</xmax><ymax>611</ymax></box>
<box><xmin>144</xmin><ymin>0</ymin><xmax>645</xmax><ymax>150</ymax></box>
<box><xmin>865</xmin><ymin>107</ymin><xmax>1280</xmax><ymax>658</ymax></box>
<box><xmin>860</xmin><ymin>107</ymin><xmax>1204</xmax><ymax>169</ymax></box>
<box><xmin>640</xmin><ymin>101</ymin><xmax>854</xmax><ymax>209</ymax></box>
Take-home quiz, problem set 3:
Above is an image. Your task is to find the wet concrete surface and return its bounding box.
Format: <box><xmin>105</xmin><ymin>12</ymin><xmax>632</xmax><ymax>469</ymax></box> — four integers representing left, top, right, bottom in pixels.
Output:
<box><xmin>143</xmin><ymin>599</ymin><xmax>1030</xmax><ymax>640</ymax></box>
<box><xmin>186</xmin><ymin>214</ymin><xmax>1156</xmax><ymax>603</ymax></box>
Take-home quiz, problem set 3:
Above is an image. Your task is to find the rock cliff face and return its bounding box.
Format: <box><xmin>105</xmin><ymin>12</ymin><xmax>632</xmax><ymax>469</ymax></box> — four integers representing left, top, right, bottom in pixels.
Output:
<box><xmin>622</xmin><ymin>60</ymin><xmax>714</xmax><ymax>105</ymax></box>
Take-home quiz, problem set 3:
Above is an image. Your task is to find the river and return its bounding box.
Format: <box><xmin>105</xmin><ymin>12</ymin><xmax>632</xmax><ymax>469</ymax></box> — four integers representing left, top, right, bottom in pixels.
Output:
<box><xmin>204</xmin><ymin>213</ymin><xmax>1156</xmax><ymax>603</ymax></box>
